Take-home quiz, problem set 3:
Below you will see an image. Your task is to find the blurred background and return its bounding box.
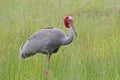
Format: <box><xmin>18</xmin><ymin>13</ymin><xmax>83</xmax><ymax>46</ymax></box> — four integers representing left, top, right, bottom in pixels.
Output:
<box><xmin>0</xmin><ymin>0</ymin><xmax>120</xmax><ymax>80</ymax></box>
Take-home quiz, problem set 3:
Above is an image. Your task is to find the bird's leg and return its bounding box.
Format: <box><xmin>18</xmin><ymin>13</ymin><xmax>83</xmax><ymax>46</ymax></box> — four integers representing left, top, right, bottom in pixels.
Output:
<box><xmin>46</xmin><ymin>53</ymin><xmax>51</xmax><ymax>78</ymax></box>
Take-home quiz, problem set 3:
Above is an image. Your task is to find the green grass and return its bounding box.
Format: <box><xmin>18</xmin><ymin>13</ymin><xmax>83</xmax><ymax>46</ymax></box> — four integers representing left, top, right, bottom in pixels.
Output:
<box><xmin>0</xmin><ymin>0</ymin><xmax>120</xmax><ymax>80</ymax></box>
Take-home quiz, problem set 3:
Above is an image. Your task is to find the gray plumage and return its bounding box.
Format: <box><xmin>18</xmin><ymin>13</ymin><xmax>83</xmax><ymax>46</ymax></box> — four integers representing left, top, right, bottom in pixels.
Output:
<box><xmin>20</xmin><ymin>27</ymin><xmax>74</xmax><ymax>59</ymax></box>
<box><xmin>19</xmin><ymin>16</ymin><xmax>77</xmax><ymax>77</ymax></box>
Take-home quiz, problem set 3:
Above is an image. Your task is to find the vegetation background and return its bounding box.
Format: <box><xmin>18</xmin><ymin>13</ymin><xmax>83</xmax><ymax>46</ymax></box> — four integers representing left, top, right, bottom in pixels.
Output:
<box><xmin>0</xmin><ymin>0</ymin><xmax>120</xmax><ymax>80</ymax></box>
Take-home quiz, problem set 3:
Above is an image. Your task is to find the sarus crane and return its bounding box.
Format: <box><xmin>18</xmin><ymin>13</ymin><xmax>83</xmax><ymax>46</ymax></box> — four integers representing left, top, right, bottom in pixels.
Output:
<box><xmin>19</xmin><ymin>16</ymin><xmax>77</xmax><ymax>77</ymax></box>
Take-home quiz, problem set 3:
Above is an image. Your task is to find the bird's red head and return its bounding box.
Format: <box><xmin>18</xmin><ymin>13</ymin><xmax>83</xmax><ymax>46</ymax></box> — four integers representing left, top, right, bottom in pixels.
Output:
<box><xmin>64</xmin><ymin>16</ymin><xmax>73</xmax><ymax>28</ymax></box>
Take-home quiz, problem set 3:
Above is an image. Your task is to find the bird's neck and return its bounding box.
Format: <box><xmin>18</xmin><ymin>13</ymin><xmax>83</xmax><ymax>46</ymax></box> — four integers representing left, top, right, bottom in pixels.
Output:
<box><xmin>63</xmin><ymin>28</ymin><xmax>74</xmax><ymax>45</ymax></box>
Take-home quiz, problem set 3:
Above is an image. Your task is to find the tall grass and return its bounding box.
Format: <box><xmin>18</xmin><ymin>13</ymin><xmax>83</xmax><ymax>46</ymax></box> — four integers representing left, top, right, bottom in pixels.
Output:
<box><xmin>0</xmin><ymin>0</ymin><xmax>120</xmax><ymax>80</ymax></box>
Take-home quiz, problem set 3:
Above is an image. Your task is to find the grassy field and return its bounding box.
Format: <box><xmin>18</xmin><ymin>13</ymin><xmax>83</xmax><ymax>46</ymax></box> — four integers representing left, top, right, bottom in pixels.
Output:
<box><xmin>0</xmin><ymin>0</ymin><xmax>120</xmax><ymax>80</ymax></box>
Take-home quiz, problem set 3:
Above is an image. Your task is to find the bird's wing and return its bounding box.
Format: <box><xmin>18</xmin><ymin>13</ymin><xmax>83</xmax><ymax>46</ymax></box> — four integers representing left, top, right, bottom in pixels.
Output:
<box><xmin>29</xmin><ymin>28</ymin><xmax>67</xmax><ymax>51</ymax></box>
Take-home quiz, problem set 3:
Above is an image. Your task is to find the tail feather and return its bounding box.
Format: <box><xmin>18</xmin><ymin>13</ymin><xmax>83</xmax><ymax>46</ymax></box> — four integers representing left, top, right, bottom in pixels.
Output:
<box><xmin>19</xmin><ymin>40</ymin><xmax>37</xmax><ymax>59</ymax></box>
<box><xmin>19</xmin><ymin>45</ymin><xmax>23</xmax><ymax>59</ymax></box>
<box><xmin>19</xmin><ymin>40</ymin><xmax>29</xmax><ymax>59</ymax></box>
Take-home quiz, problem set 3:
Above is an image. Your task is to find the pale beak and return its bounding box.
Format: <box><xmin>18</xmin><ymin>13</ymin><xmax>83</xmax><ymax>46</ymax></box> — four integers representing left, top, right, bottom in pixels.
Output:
<box><xmin>69</xmin><ymin>22</ymin><xmax>77</xmax><ymax>36</ymax></box>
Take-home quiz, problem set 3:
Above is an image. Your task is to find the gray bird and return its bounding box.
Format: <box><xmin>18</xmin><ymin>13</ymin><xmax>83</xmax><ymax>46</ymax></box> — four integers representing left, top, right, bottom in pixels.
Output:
<box><xmin>20</xmin><ymin>16</ymin><xmax>77</xmax><ymax>77</ymax></box>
